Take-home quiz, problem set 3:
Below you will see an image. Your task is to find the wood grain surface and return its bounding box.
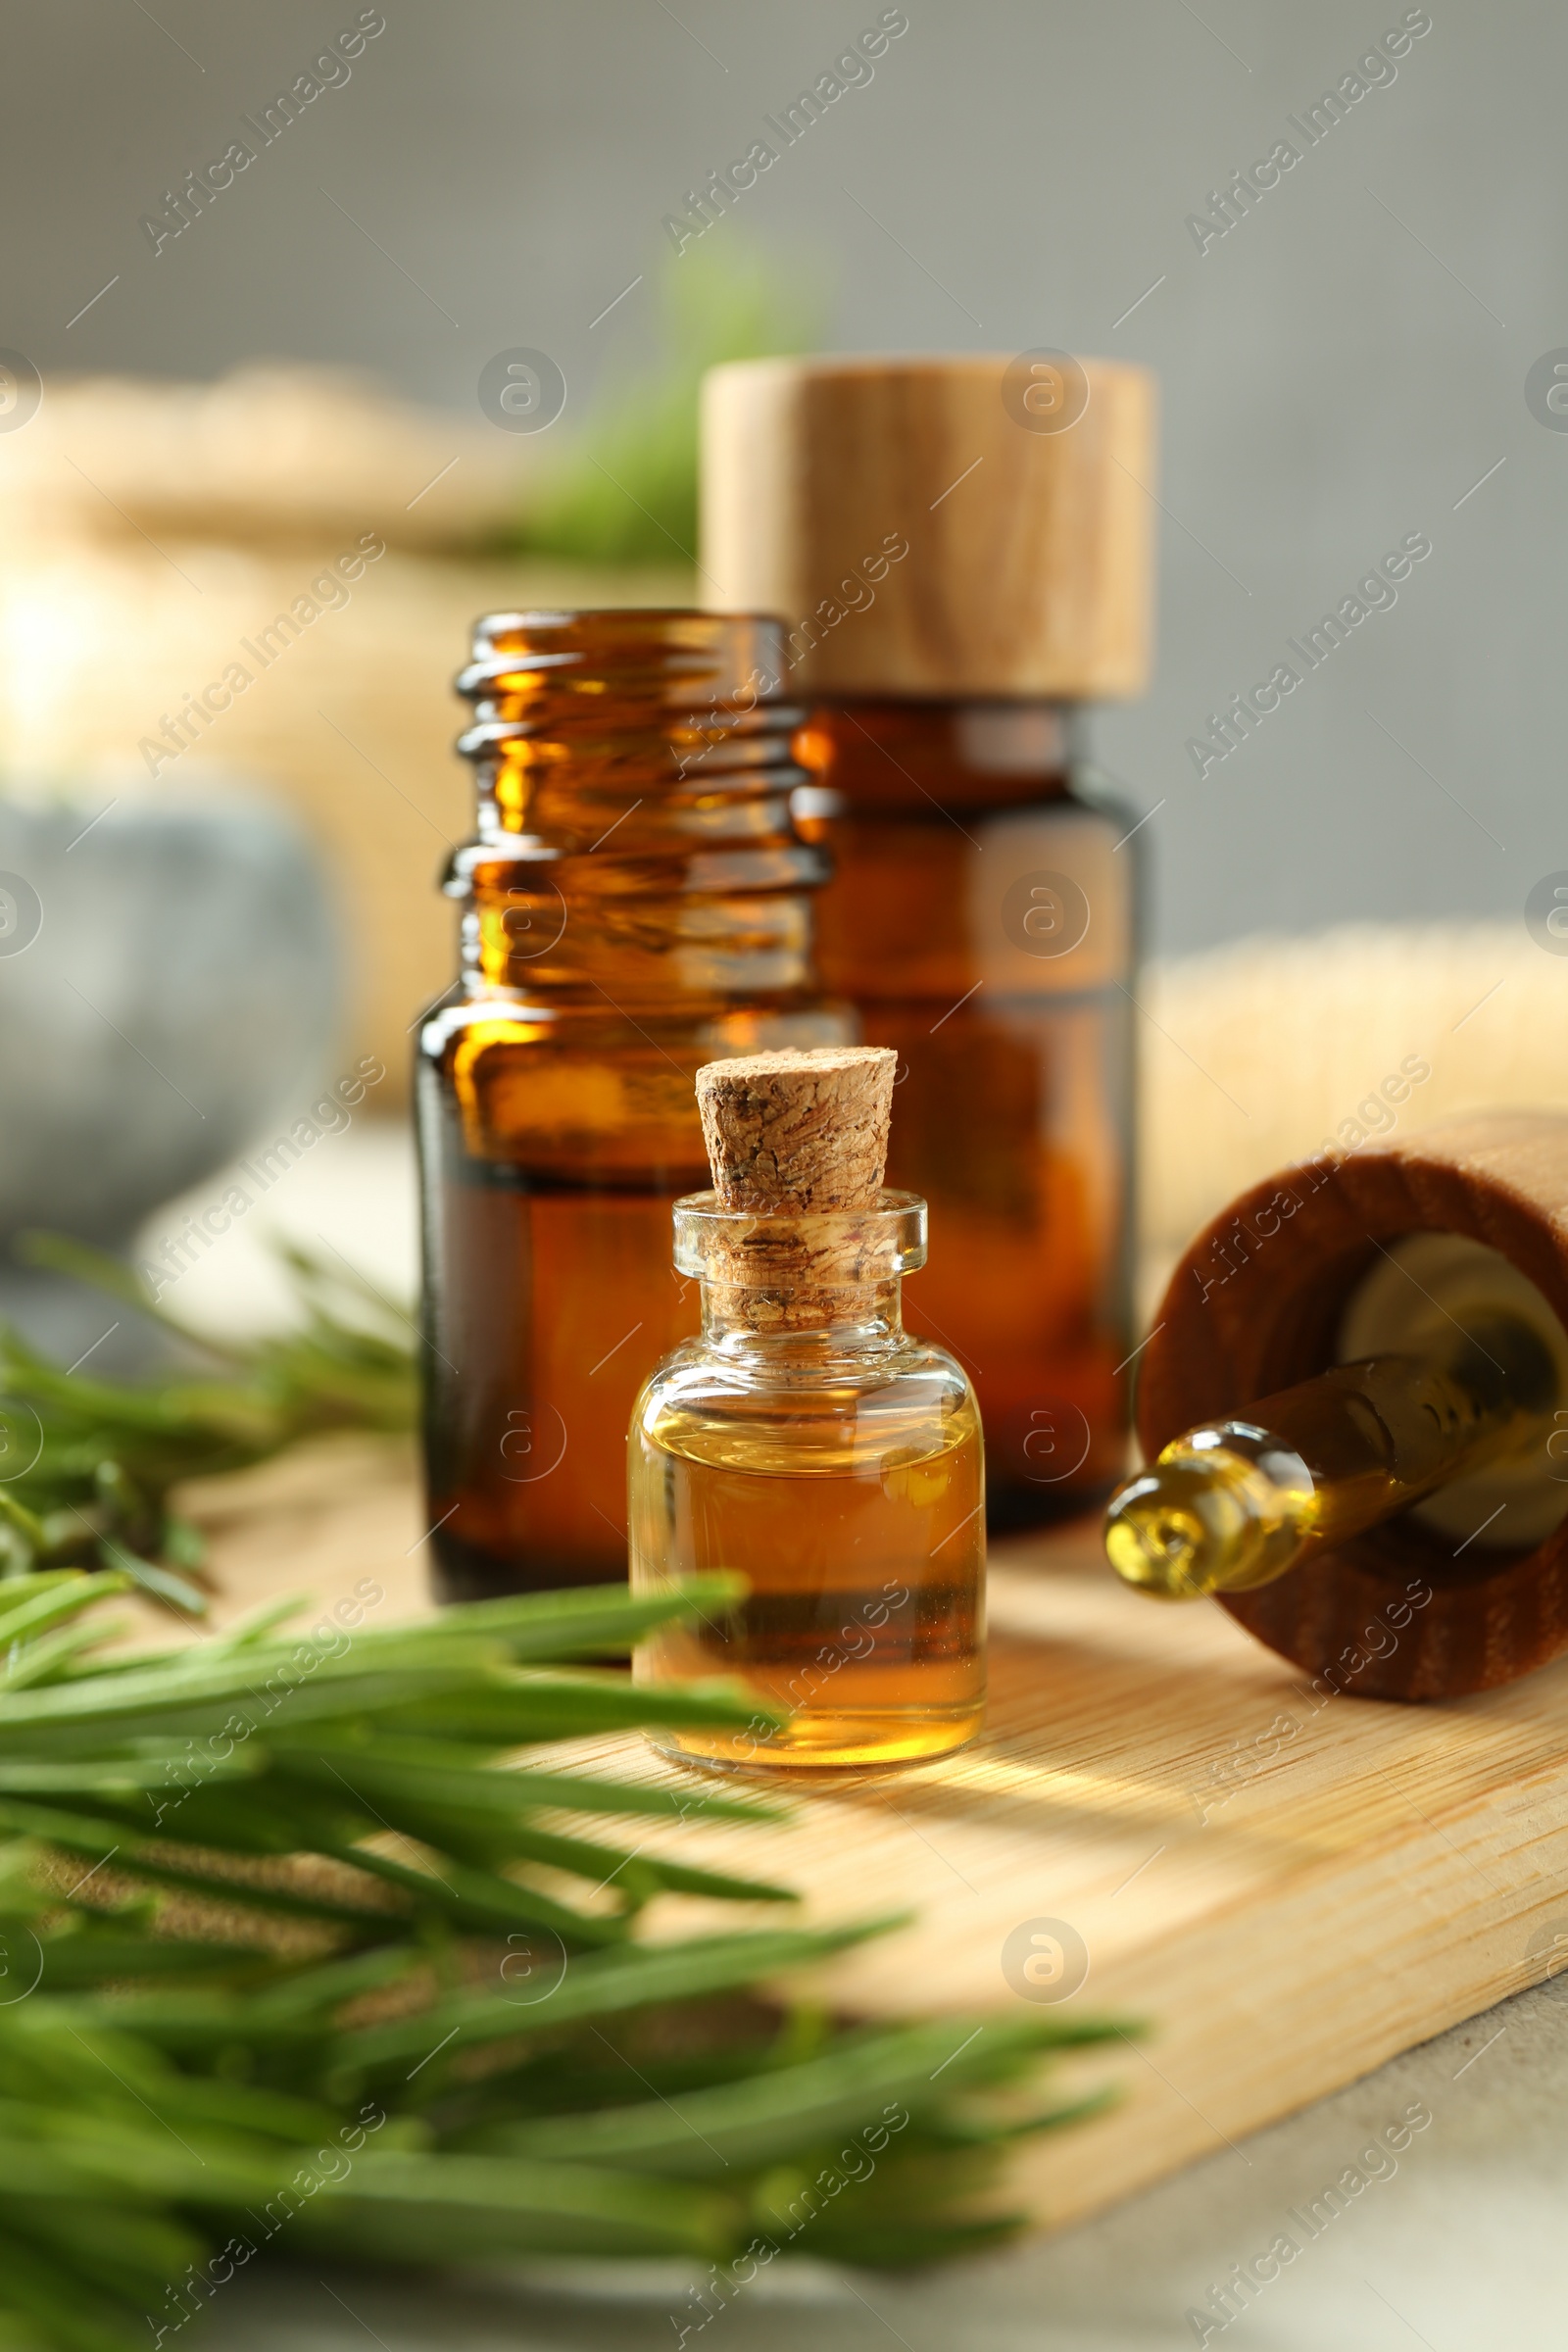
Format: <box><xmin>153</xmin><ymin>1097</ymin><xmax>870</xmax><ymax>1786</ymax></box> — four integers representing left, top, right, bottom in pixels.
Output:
<box><xmin>185</xmin><ymin>1434</ymin><xmax>1568</xmax><ymax>2234</ymax></box>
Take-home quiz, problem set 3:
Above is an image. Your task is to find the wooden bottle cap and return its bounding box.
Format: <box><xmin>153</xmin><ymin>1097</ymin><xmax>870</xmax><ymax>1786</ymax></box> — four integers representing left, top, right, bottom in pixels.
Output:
<box><xmin>696</xmin><ymin>1046</ymin><xmax>896</xmax><ymax>1210</ymax></box>
<box><xmin>700</xmin><ymin>353</ymin><xmax>1155</xmax><ymax>699</ymax></box>
<box><xmin>1138</xmin><ymin>1112</ymin><xmax>1568</xmax><ymax>1698</ymax></box>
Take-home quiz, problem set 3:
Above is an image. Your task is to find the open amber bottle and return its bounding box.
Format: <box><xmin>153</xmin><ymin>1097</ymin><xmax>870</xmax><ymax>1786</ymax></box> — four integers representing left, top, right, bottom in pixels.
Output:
<box><xmin>417</xmin><ymin>612</ymin><xmax>849</xmax><ymax>1599</ymax></box>
<box><xmin>630</xmin><ymin>1048</ymin><xmax>986</xmax><ymax>1769</ymax></box>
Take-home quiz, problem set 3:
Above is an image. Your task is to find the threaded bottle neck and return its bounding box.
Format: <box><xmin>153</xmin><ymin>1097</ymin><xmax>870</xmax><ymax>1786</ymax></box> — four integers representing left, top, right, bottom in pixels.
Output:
<box><xmin>448</xmin><ymin>610</ymin><xmax>831</xmax><ymax>1002</ymax></box>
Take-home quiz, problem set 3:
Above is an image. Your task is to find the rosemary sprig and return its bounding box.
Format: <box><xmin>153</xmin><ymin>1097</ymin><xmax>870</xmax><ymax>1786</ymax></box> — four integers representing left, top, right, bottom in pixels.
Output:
<box><xmin>0</xmin><ymin>1571</ymin><xmax>1126</xmax><ymax>2350</ymax></box>
<box><xmin>1</xmin><ymin>1236</ymin><xmax>417</xmax><ymax>1614</ymax></box>
<box><xmin>506</xmin><ymin>240</ymin><xmax>820</xmax><ymax>565</ymax></box>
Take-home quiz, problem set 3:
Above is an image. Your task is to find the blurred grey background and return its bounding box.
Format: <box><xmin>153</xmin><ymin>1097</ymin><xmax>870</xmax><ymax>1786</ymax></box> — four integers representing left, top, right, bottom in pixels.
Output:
<box><xmin>5</xmin><ymin>0</ymin><xmax>1562</xmax><ymax>957</ymax></box>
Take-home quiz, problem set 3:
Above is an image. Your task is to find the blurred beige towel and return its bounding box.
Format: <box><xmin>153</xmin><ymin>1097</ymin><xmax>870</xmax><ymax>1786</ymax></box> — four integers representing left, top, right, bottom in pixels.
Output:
<box><xmin>1139</xmin><ymin>922</ymin><xmax>1567</xmax><ymax>1274</ymax></box>
<box><xmin>0</xmin><ymin>366</ymin><xmax>524</xmax><ymax>550</ymax></box>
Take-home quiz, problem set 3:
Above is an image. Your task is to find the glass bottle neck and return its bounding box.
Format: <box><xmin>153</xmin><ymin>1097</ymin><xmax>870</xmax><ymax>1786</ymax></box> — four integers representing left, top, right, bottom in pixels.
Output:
<box><xmin>448</xmin><ymin>610</ymin><xmax>830</xmax><ymax>1003</ymax></box>
<box><xmin>697</xmin><ymin>1277</ymin><xmax>906</xmax><ymax>1357</ymax></box>
<box><xmin>672</xmin><ymin>1192</ymin><xmax>926</xmax><ymax>1351</ymax></box>
<box><xmin>794</xmin><ymin>697</ymin><xmax>1086</xmax><ymax>815</ymax></box>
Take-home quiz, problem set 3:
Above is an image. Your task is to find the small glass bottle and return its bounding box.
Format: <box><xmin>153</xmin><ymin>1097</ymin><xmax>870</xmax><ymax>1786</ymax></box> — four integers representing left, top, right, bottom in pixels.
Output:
<box><xmin>629</xmin><ymin>1048</ymin><xmax>986</xmax><ymax>1769</ymax></box>
<box><xmin>416</xmin><ymin>612</ymin><xmax>851</xmax><ymax>1601</ymax></box>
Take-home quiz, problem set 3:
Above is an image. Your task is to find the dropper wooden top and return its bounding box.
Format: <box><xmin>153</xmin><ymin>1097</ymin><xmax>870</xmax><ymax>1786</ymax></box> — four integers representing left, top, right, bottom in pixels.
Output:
<box><xmin>696</xmin><ymin>1047</ymin><xmax>897</xmax><ymax>1212</ymax></box>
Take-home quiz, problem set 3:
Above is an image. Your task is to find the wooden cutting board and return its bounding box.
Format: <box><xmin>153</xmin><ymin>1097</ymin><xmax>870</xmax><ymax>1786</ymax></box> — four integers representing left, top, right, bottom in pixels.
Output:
<box><xmin>186</xmin><ymin>1435</ymin><xmax>1568</xmax><ymax>2233</ymax></box>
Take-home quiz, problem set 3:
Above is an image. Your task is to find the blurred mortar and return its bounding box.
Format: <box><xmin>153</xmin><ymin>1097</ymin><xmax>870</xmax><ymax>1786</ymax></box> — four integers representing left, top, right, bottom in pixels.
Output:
<box><xmin>0</xmin><ymin>794</ymin><xmax>341</xmax><ymax>1362</ymax></box>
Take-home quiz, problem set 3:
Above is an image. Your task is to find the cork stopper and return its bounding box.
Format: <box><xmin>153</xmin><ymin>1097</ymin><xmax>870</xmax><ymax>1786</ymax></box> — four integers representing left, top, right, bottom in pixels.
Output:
<box><xmin>696</xmin><ymin>1046</ymin><xmax>896</xmax><ymax>1211</ymax></box>
<box><xmin>692</xmin><ymin>1048</ymin><xmax>902</xmax><ymax>1327</ymax></box>
<box><xmin>700</xmin><ymin>353</ymin><xmax>1155</xmax><ymax>698</ymax></box>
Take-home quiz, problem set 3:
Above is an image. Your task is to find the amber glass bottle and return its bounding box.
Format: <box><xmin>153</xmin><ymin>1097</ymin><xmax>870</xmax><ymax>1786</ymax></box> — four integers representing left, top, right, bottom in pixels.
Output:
<box><xmin>703</xmin><ymin>354</ymin><xmax>1156</xmax><ymax>1526</ymax></box>
<box><xmin>416</xmin><ymin>612</ymin><xmax>850</xmax><ymax>1599</ymax></box>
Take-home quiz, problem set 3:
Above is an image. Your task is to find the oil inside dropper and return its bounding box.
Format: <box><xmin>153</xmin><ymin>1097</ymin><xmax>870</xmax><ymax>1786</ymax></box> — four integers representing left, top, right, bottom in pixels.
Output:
<box><xmin>1105</xmin><ymin>1314</ymin><xmax>1559</xmax><ymax>1602</ymax></box>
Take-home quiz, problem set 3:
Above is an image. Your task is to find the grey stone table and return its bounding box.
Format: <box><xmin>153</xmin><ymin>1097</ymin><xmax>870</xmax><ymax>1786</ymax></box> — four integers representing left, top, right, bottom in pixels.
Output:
<box><xmin>200</xmin><ymin>1978</ymin><xmax>1568</xmax><ymax>2352</ymax></box>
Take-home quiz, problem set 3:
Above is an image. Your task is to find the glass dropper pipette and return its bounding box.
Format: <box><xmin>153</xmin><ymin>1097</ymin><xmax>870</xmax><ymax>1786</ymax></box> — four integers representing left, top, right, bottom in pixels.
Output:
<box><xmin>1104</xmin><ymin>1314</ymin><xmax>1558</xmax><ymax>1601</ymax></box>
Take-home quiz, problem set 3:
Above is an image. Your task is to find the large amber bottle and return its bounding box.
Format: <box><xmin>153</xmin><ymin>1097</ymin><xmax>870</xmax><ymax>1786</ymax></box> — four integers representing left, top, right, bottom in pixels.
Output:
<box><xmin>416</xmin><ymin>611</ymin><xmax>850</xmax><ymax>1598</ymax></box>
<box><xmin>702</xmin><ymin>356</ymin><xmax>1156</xmax><ymax>1526</ymax></box>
